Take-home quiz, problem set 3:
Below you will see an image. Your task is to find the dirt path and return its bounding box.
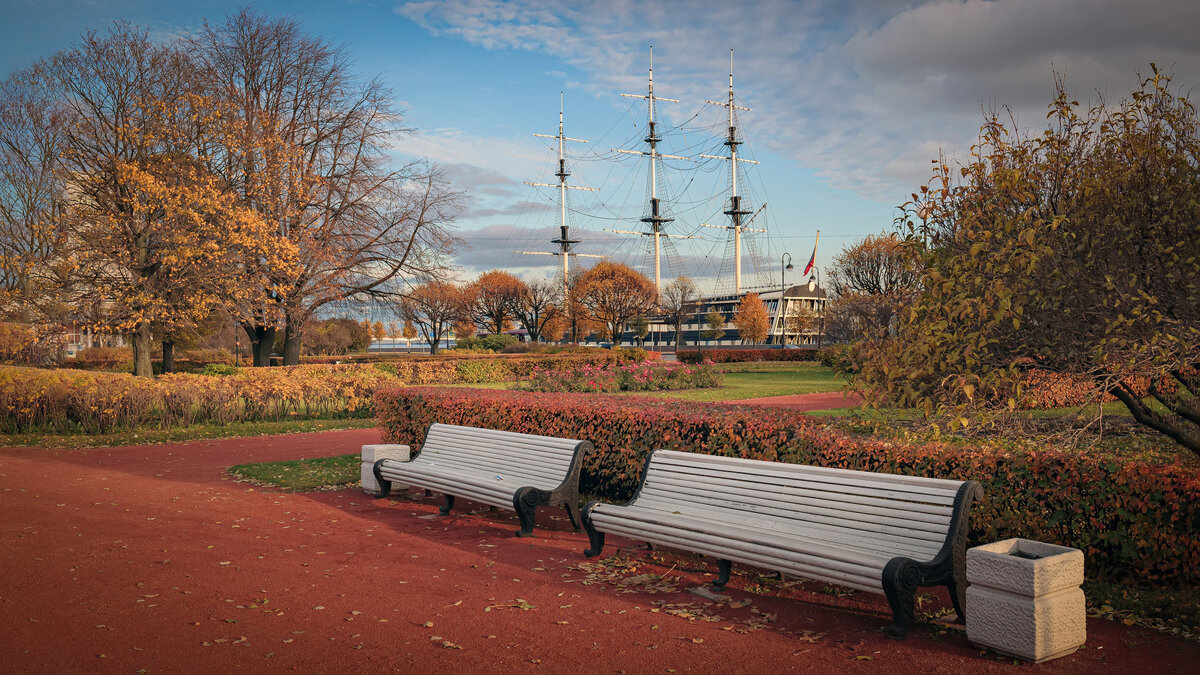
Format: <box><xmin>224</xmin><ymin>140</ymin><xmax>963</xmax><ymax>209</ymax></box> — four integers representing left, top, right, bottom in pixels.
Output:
<box><xmin>1</xmin><ymin>429</ymin><xmax>1193</xmax><ymax>673</ymax></box>
<box><xmin>722</xmin><ymin>391</ymin><xmax>865</xmax><ymax>411</ymax></box>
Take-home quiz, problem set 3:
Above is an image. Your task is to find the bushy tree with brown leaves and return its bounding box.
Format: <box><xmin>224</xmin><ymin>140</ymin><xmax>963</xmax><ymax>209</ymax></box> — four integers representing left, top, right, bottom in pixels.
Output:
<box><xmin>859</xmin><ymin>67</ymin><xmax>1200</xmax><ymax>455</ymax></box>
<box><xmin>574</xmin><ymin>262</ymin><xmax>656</xmax><ymax>343</ymax></box>
<box><xmin>826</xmin><ymin>232</ymin><xmax>918</xmax><ymax>340</ymax></box>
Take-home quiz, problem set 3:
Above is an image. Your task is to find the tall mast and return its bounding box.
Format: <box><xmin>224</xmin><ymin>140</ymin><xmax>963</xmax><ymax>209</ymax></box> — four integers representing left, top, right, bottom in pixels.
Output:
<box><xmin>609</xmin><ymin>46</ymin><xmax>695</xmax><ymax>294</ymax></box>
<box><xmin>701</xmin><ymin>50</ymin><xmax>761</xmax><ymax>294</ymax></box>
<box><xmin>518</xmin><ymin>93</ymin><xmax>602</xmax><ymax>301</ymax></box>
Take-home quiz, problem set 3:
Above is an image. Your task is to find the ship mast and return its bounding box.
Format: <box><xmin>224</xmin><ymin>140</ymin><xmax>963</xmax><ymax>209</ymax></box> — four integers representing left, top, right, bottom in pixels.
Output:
<box><xmin>518</xmin><ymin>93</ymin><xmax>603</xmax><ymax>301</ymax></box>
<box><xmin>608</xmin><ymin>46</ymin><xmax>695</xmax><ymax>294</ymax></box>
<box><xmin>701</xmin><ymin>50</ymin><xmax>762</xmax><ymax>294</ymax></box>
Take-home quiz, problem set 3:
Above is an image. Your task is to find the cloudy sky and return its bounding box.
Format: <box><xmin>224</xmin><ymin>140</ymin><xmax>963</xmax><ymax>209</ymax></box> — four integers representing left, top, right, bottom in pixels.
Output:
<box><xmin>3</xmin><ymin>0</ymin><xmax>1197</xmax><ymax>292</ymax></box>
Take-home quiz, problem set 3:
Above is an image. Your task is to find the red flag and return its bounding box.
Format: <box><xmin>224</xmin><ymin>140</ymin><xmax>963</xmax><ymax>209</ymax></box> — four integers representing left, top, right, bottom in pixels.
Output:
<box><xmin>803</xmin><ymin>231</ymin><xmax>819</xmax><ymax>275</ymax></box>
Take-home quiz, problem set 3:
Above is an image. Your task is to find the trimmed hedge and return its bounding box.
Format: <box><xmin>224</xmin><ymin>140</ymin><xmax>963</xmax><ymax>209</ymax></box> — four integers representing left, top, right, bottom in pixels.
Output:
<box><xmin>375</xmin><ymin>387</ymin><xmax>1200</xmax><ymax>585</ymax></box>
<box><xmin>373</xmin><ymin>351</ymin><xmax>657</xmax><ymax>384</ymax></box>
<box><xmin>677</xmin><ymin>348</ymin><xmax>818</xmax><ymax>364</ymax></box>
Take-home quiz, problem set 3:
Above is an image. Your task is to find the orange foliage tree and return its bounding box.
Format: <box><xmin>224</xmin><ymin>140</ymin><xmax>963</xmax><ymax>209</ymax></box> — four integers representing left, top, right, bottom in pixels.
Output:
<box><xmin>575</xmin><ymin>262</ymin><xmax>657</xmax><ymax>343</ymax></box>
<box><xmin>191</xmin><ymin>10</ymin><xmax>461</xmax><ymax>366</ymax></box>
<box><xmin>467</xmin><ymin>270</ymin><xmax>524</xmax><ymax>335</ymax></box>
<box><xmin>50</xmin><ymin>24</ymin><xmax>296</xmax><ymax>376</ymax></box>
<box><xmin>732</xmin><ymin>293</ymin><xmax>770</xmax><ymax>344</ymax></box>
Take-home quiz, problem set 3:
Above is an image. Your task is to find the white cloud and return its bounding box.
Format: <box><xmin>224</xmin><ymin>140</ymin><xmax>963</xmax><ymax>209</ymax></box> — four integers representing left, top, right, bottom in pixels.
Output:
<box><xmin>396</xmin><ymin>0</ymin><xmax>1200</xmax><ymax>199</ymax></box>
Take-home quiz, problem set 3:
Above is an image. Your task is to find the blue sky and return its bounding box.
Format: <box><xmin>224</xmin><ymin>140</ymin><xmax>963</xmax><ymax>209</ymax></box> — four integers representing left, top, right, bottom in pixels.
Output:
<box><xmin>3</xmin><ymin>0</ymin><xmax>1198</xmax><ymax>293</ymax></box>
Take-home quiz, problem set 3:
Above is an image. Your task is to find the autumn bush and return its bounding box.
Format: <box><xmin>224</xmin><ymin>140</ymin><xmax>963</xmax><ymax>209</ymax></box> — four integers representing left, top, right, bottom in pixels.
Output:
<box><xmin>375</xmin><ymin>387</ymin><xmax>1200</xmax><ymax>585</ymax></box>
<box><xmin>73</xmin><ymin>346</ymin><xmax>134</xmax><ymax>371</ymax></box>
<box><xmin>677</xmin><ymin>348</ymin><xmax>819</xmax><ymax>364</ymax></box>
<box><xmin>518</xmin><ymin>361</ymin><xmax>722</xmax><ymax>393</ymax></box>
<box><xmin>0</xmin><ymin>364</ymin><xmax>394</xmax><ymax>433</ymax></box>
<box><xmin>0</xmin><ymin>323</ymin><xmax>43</xmax><ymax>365</ymax></box>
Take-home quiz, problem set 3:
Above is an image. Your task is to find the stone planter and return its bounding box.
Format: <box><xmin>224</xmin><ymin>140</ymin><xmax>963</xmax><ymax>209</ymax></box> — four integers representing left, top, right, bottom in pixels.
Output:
<box><xmin>360</xmin><ymin>444</ymin><xmax>409</xmax><ymax>495</ymax></box>
<box><xmin>965</xmin><ymin>538</ymin><xmax>1085</xmax><ymax>663</ymax></box>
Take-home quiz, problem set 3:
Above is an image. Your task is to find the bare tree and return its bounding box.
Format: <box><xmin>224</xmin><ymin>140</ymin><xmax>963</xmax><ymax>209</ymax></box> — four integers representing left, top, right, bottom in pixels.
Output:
<box><xmin>399</xmin><ymin>280</ymin><xmax>463</xmax><ymax>355</ymax></box>
<box><xmin>0</xmin><ymin>67</ymin><xmax>69</xmax><ymax>325</ymax></box>
<box><xmin>509</xmin><ymin>277</ymin><xmax>560</xmax><ymax>343</ymax></box>
<box><xmin>192</xmin><ymin>9</ymin><xmax>462</xmax><ymax>366</ymax></box>
<box><xmin>659</xmin><ymin>276</ymin><xmax>696</xmax><ymax>348</ymax></box>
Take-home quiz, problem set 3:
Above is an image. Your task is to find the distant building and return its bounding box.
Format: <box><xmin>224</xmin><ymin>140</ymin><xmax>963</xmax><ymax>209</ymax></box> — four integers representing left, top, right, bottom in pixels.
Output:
<box><xmin>614</xmin><ymin>282</ymin><xmax>827</xmax><ymax>349</ymax></box>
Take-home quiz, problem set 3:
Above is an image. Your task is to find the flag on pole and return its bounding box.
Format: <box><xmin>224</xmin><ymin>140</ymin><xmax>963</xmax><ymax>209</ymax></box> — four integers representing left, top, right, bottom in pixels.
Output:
<box><xmin>803</xmin><ymin>230</ymin><xmax>820</xmax><ymax>276</ymax></box>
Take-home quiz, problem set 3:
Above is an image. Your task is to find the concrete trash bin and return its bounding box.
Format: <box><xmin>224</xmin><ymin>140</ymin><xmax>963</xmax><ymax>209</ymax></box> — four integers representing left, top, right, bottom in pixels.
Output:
<box><xmin>966</xmin><ymin>538</ymin><xmax>1086</xmax><ymax>663</ymax></box>
<box><xmin>361</xmin><ymin>444</ymin><xmax>409</xmax><ymax>495</ymax></box>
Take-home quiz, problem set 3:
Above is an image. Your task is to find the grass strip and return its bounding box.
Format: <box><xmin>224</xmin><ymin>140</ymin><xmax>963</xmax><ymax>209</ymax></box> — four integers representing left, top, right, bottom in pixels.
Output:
<box><xmin>1</xmin><ymin>417</ymin><xmax>378</xmax><ymax>449</ymax></box>
<box><xmin>228</xmin><ymin>453</ymin><xmax>360</xmax><ymax>491</ymax></box>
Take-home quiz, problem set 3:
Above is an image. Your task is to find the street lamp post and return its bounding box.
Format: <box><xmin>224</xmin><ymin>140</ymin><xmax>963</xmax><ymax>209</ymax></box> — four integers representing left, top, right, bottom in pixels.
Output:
<box><xmin>774</xmin><ymin>253</ymin><xmax>793</xmax><ymax>346</ymax></box>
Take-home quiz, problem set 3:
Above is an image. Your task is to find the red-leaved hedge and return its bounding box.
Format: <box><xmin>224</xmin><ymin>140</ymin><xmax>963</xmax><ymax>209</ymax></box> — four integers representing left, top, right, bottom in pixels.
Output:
<box><xmin>677</xmin><ymin>348</ymin><xmax>818</xmax><ymax>364</ymax></box>
<box><xmin>374</xmin><ymin>387</ymin><xmax>1200</xmax><ymax>585</ymax></box>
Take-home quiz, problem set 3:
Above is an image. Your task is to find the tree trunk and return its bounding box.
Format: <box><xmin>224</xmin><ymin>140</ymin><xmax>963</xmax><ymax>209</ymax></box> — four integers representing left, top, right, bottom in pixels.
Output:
<box><xmin>282</xmin><ymin>311</ymin><xmax>304</xmax><ymax>366</ymax></box>
<box><xmin>131</xmin><ymin>324</ymin><xmax>153</xmax><ymax>377</ymax></box>
<box><xmin>242</xmin><ymin>324</ymin><xmax>277</xmax><ymax>367</ymax></box>
<box><xmin>162</xmin><ymin>339</ymin><xmax>175</xmax><ymax>373</ymax></box>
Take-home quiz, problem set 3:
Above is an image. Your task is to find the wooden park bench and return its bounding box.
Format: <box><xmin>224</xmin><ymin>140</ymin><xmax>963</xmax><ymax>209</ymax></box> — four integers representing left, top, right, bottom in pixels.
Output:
<box><xmin>372</xmin><ymin>423</ymin><xmax>592</xmax><ymax>537</ymax></box>
<box><xmin>581</xmin><ymin>450</ymin><xmax>983</xmax><ymax>638</ymax></box>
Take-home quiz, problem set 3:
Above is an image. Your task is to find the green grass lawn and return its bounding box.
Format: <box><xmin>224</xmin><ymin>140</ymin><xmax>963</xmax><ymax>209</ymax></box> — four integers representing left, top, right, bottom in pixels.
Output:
<box><xmin>228</xmin><ymin>453</ymin><xmax>360</xmax><ymax>490</ymax></box>
<box><xmin>441</xmin><ymin>361</ymin><xmax>847</xmax><ymax>402</ymax></box>
<box><xmin>0</xmin><ymin>417</ymin><xmax>379</xmax><ymax>449</ymax></box>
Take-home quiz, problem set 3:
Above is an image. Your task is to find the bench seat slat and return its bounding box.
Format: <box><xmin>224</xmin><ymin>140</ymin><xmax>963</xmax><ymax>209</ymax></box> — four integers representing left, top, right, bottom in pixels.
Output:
<box><xmin>644</xmin><ymin>471</ymin><xmax>956</xmax><ymax>517</ymax></box>
<box><xmin>634</xmin><ymin>490</ymin><xmax>953</xmax><ymax>542</ymax></box>
<box><xmin>418</xmin><ymin>439</ymin><xmax>575</xmax><ymax>470</ymax></box>
<box><xmin>639</xmin><ymin>477</ymin><xmax>954</xmax><ymax>529</ymax></box>
<box><xmin>653</xmin><ymin>454</ymin><xmax>959</xmax><ymax>504</ymax></box>
<box><xmin>654</xmin><ymin>450</ymin><xmax>965</xmax><ymax>493</ymax></box>
<box><xmin>588</xmin><ymin>516</ymin><xmax>885</xmax><ymax>592</ymax></box>
<box><xmin>422</xmin><ymin>432</ymin><xmax>576</xmax><ymax>461</ymax></box>
<box><xmin>597</xmin><ymin>501</ymin><xmax>942</xmax><ymax>562</ymax></box>
<box><xmin>411</xmin><ymin>450</ymin><xmax>568</xmax><ymax>484</ymax></box>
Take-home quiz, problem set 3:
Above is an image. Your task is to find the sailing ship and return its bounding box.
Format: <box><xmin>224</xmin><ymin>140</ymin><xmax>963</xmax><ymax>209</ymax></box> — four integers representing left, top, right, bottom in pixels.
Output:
<box><xmin>518</xmin><ymin>49</ymin><xmax>825</xmax><ymax>347</ymax></box>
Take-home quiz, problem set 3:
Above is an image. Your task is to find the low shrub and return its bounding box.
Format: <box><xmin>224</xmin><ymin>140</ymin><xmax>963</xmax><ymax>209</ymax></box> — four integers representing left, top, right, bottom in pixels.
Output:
<box><xmin>677</xmin><ymin>348</ymin><xmax>817</xmax><ymax>364</ymax></box>
<box><xmin>199</xmin><ymin>363</ymin><xmax>239</xmax><ymax>376</ymax></box>
<box><xmin>374</xmin><ymin>387</ymin><xmax>1200</xmax><ymax>586</ymax></box>
<box><xmin>0</xmin><ymin>363</ymin><xmax>400</xmax><ymax>432</ymax></box>
<box><xmin>453</xmin><ymin>334</ymin><xmax>519</xmax><ymax>352</ymax></box>
<box><xmin>518</xmin><ymin>361</ymin><xmax>721</xmax><ymax>393</ymax></box>
<box><xmin>817</xmin><ymin>343</ymin><xmax>860</xmax><ymax>373</ymax></box>
<box><xmin>181</xmin><ymin>348</ymin><xmax>235</xmax><ymax>366</ymax></box>
<box><xmin>73</xmin><ymin>346</ymin><xmax>134</xmax><ymax>371</ymax></box>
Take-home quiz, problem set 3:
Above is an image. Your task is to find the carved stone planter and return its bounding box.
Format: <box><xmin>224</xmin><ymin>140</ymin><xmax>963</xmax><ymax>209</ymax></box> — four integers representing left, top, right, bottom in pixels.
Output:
<box><xmin>361</xmin><ymin>444</ymin><xmax>409</xmax><ymax>495</ymax></box>
<box><xmin>966</xmin><ymin>538</ymin><xmax>1086</xmax><ymax>663</ymax></box>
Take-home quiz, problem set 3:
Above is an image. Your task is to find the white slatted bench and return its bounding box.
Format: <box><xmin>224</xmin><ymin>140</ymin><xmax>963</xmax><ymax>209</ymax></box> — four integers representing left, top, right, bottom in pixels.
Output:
<box><xmin>581</xmin><ymin>450</ymin><xmax>983</xmax><ymax>638</ymax></box>
<box><xmin>372</xmin><ymin>424</ymin><xmax>593</xmax><ymax>537</ymax></box>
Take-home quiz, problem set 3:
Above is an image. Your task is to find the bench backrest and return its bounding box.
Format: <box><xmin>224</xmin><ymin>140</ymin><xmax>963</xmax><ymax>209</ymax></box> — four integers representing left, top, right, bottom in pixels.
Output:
<box><xmin>416</xmin><ymin>423</ymin><xmax>586</xmax><ymax>487</ymax></box>
<box><xmin>633</xmin><ymin>450</ymin><xmax>970</xmax><ymax>562</ymax></box>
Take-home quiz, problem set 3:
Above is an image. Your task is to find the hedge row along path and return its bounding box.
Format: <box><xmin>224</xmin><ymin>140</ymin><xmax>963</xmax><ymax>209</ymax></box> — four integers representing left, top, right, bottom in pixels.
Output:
<box><xmin>2</xmin><ymin>429</ymin><xmax>1195</xmax><ymax>672</ymax></box>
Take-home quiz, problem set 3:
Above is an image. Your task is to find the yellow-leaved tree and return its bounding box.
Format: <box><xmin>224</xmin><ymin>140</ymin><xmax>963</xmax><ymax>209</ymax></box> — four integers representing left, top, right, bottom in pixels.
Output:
<box><xmin>732</xmin><ymin>292</ymin><xmax>770</xmax><ymax>345</ymax></box>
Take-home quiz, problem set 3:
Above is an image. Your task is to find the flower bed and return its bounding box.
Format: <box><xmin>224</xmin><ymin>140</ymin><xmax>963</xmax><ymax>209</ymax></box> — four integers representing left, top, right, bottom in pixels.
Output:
<box><xmin>518</xmin><ymin>361</ymin><xmax>721</xmax><ymax>393</ymax></box>
<box><xmin>374</xmin><ymin>387</ymin><xmax>1200</xmax><ymax>585</ymax></box>
<box><xmin>677</xmin><ymin>348</ymin><xmax>818</xmax><ymax>364</ymax></box>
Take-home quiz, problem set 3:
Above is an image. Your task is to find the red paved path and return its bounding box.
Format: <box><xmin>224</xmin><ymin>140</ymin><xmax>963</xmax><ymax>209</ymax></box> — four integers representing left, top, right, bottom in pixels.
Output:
<box><xmin>1</xmin><ymin>429</ymin><xmax>1194</xmax><ymax>673</ymax></box>
<box><xmin>723</xmin><ymin>390</ymin><xmax>865</xmax><ymax>411</ymax></box>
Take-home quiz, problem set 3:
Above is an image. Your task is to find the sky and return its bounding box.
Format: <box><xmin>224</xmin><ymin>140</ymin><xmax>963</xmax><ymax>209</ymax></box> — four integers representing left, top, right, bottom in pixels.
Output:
<box><xmin>2</xmin><ymin>0</ymin><xmax>1198</xmax><ymax>294</ymax></box>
